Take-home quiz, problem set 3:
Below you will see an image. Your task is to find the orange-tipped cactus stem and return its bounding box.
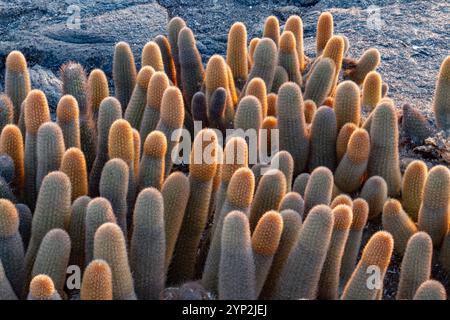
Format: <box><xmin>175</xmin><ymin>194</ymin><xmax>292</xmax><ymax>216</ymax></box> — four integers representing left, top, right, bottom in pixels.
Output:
<box><xmin>316</xmin><ymin>12</ymin><xmax>334</xmax><ymax>55</ymax></box>
<box><xmin>170</xmin><ymin>129</ymin><xmax>218</xmax><ymax>283</ymax></box>
<box><xmin>5</xmin><ymin>51</ymin><xmax>31</xmax><ymax>124</ymax></box>
<box><xmin>274</xmin><ymin>205</ymin><xmax>334</xmax><ymax>300</ymax></box>
<box><xmin>80</xmin><ymin>259</ymin><xmax>113</xmax><ymax>300</ymax></box>
<box><xmin>154</xmin><ymin>35</ymin><xmax>177</xmax><ymax>85</ymax></box>
<box><xmin>124</xmin><ymin>66</ymin><xmax>154</xmax><ymax>130</ymax></box>
<box><xmin>0</xmin><ymin>125</ymin><xmax>25</xmax><ymax>192</ymax></box>
<box><xmin>139</xmin><ymin>71</ymin><xmax>170</xmax><ymax>148</ymax></box>
<box><xmin>433</xmin><ymin>56</ymin><xmax>450</xmax><ymax>131</ymax></box>
<box><xmin>278</xmin><ymin>31</ymin><xmax>302</xmax><ymax>86</ymax></box>
<box><xmin>382</xmin><ymin>199</ymin><xmax>417</xmax><ymax>256</ymax></box>
<box><xmin>318</xmin><ymin>204</ymin><xmax>353</xmax><ymax>300</ymax></box>
<box><xmin>60</xmin><ymin>147</ymin><xmax>88</xmax><ymax>201</ymax></box>
<box><xmin>362</xmin><ymin>71</ymin><xmax>382</xmax><ymax>111</ymax></box>
<box><xmin>252</xmin><ymin>211</ymin><xmax>283</xmax><ymax>297</ymax></box>
<box><xmin>87</xmin><ymin>69</ymin><xmax>109</xmax><ymax>122</ymax></box>
<box><xmin>346</xmin><ymin>48</ymin><xmax>381</xmax><ymax>85</ymax></box>
<box><xmin>339</xmin><ymin>198</ymin><xmax>369</xmax><ymax>285</ymax></box>
<box><xmin>263</xmin><ymin>16</ymin><xmax>280</xmax><ymax>47</ymax></box>
<box><xmin>417</xmin><ymin>165</ymin><xmax>450</xmax><ymax>247</ymax></box>
<box><xmin>227</xmin><ymin>22</ymin><xmax>248</xmax><ymax>89</ymax></box>
<box><xmin>341</xmin><ymin>231</ymin><xmax>393</xmax><ymax>300</ymax></box>
<box><xmin>138</xmin><ymin>130</ymin><xmax>167</xmax><ymax>191</ymax></box>
<box><xmin>141</xmin><ymin>41</ymin><xmax>164</xmax><ymax>71</ymax></box>
<box><xmin>396</xmin><ymin>232</ymin><xmax>432</xmax><ymax>300</ymax></box>
<box><xmin>334</xmin><ymin>129</ymin><xmax>370</xmax><ymax>193</ymax></box>
<box><xmin>56</xmin><ymin>95</ymin><xmax>81</xmax><ymax>149</ymax></box>
<box><xmin>23</xmin><ymin>90</ymin><xmax>50</xmax><ymax>209</ymax></box>
<box><xmin>113</xmin><ymin>42</ymin><xmax>137</xmax><ymax>112</ymax></box>
<box><xmin>285</xmin><ymin>15</ymin><xmax>305</xmax><ymax>72</ymax></box>
<box><xmin>401</xmin><ymin>160</ymin><xmax>427</xmax><ymax>221</ymax></box>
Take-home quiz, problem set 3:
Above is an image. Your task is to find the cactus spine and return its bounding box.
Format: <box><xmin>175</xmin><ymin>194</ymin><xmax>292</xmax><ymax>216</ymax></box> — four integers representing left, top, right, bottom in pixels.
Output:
<box><xmin>396</xmin><ymin>232</ymin><xmax>432</xmax><ymax>300</ymax></box>
<box><xmin>275</xmin><ymin>205</ymin><xmax>334</xmax><ymax>299</ymax></box>
<box><xmin>80</xmin><ymin>259</ymin><xmax>113</xmax><ymax>300</ymax></box>
<box><xmin>5</xmin><ymin>51</ymin><xmax>31</xmax><ymax>124</ymax></box>
<box><xmin>308</xmin><ymin>106</ymin><xmax>337</xmax><ymax>171</ymax></box>
<box><xmin>401</xmin><ymin>103</ymin><xmax>432</xmax><ymax>144</ymax></box>
<box><xmin>130</xmin><ymin>188</ymin><xmax>165</xmax><ymax>300</ymax></box>
<box><xmin>293</xmin><ymin>173</ymin><xmax>310</xmax><ymax>197</ymax></box>
<box><xmin>368</xmin><ymin>101</ymin><xmax>402</xmax><ymax>197</ymax></box>
<box><xmin>0</xmin><ymin>199</ymin><xmax>25</xmax><ymax>297</ymax></box>
<box><xmin>162</xmin><ymin>172</ymin><xmax>190</xmax><ymax>270</ymax></box>
<box><xmin>56</xmin><ymin>95</ymin><xmax>81</xmax><ymax>149</ymax></box>
<box><xmin>318</xmin><ymin>205</ymin><xmax>353</xmax><ymax>299</ymax></box>
<box><xmin>31</xmin><ymin>229</ymin><xmax>71</xmax><ymax>298</ymax></box>
<box><xmin>218</xmin><ymin>211</ymin><xmax>256</xmax><ymax>300</ymax></box>
<box><xmin>279</xmin><ymin>192</ymin><xmax>304</xmax><ymax>217</ymax></box>
<box><xmin>252</xmin><ymin>211</ymin><xmax>283</xmax><ymax>297</ymax></box>
<box><xmin>113</xmin><ymin>42</ymin><xmax>137</xmax><ymax>112</ymax></box>
<box><xmin>417</xmin><ymin>165</ymin><xmax>450</xmax><ymax>246</ymax></box>
<box><xmin>341</xmin><ymin>231</ymin><xmax>393</xmax><ymax>300</ymax></box>
<box><xmin>93</xmin><ymin>223</ymin><xmax>136</xmax><ymax>300</ymax></box>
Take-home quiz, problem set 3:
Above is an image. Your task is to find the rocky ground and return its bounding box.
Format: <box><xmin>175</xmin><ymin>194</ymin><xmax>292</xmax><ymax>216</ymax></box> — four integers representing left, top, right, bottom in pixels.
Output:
<box><xmin>0</xmin><ymin>0</ymin><xmax>449</xmax><ymax>299</ymax></box>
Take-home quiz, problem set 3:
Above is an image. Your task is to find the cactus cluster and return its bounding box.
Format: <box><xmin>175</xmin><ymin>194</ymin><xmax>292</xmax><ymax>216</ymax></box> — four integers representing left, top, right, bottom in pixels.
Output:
<box><xmin>0</xmin><ymin>12</ymin><xmax>449</xmax><ymax>301</ymax></box>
